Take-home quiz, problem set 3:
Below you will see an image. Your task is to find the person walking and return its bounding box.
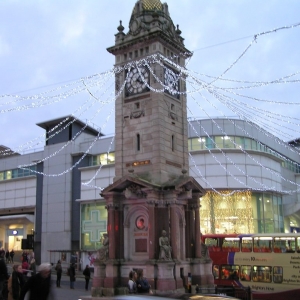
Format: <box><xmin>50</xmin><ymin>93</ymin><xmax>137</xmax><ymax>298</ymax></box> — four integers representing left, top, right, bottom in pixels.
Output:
<box><xmin>55</xmin><ymin>260</ymin><xmax>62</xmax><ymax>288</ymax></box>
<box><xmin>68</xmin><ymin>263</ymin><xmax>76</xmax><ymax>289</ymax></box>
<box><xmin>9</xmin><ymin>251</ymin><xmax>14</xmax><ymax>264</ymax></box>
<box><xmin>83</xmin><ymin>265</ymin><xmax>91</xmax><ymax>291</ymax></box>
<box><xmin>7</xmin><ymin>264</ymin><xmax>24</xmax><ymax>300</ymax></box>
<box><xmin>5</xmin><ymin>251</ymin><xmax>10</xmax><ymax>264</ymax></box>
<box><xmin>0</xmin><ymin>252</ymin><xmax>9</xmax><ymax>300</ymax></box>
<box><xmin>19</xmin><ymin>263</ymin><xmax>52</xmax><ymax>300</ymax></box>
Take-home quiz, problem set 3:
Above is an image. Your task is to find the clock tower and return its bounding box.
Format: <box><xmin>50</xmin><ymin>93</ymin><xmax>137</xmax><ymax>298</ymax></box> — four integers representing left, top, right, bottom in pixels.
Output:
<box><xmin>92</xmin><ymin>1</ymin><xmax>213</xmax><ymax>296</ymax></box>
<box><xmin>107</xmin><ymin>0</ymin><xmax>191</xmax><ymax>185</ymax></box>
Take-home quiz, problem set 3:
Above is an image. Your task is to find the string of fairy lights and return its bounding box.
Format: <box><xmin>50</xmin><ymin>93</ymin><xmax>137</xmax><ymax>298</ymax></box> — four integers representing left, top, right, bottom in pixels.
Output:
<box><xmin>0</xmin><ymin>22</ymin><xmax>300</xmax><ymax>196</ymax></box>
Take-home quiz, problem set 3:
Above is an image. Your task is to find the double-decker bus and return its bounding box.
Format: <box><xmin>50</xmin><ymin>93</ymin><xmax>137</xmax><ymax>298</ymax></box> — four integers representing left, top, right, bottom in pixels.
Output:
<box><xmin>202</xmin><ymin>233</ymin><xmax>300</xmax><ymax>300</ymax></box>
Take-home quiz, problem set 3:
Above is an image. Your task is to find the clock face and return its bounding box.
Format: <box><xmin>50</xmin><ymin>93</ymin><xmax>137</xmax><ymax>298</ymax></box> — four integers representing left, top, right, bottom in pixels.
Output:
<box><xmin>164</xmin><ymin>67</ymin><xmax>180</xmax><ymax>98</ymax></box>
<box><xmin>125</xmin><ymin>66</ymin><xmax>150</xmax><ymax>96</ymax></box>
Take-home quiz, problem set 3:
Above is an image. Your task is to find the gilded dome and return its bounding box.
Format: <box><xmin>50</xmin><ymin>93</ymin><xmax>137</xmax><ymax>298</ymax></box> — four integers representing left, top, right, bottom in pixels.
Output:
<box><xmin>141</xmin><ymin>0</ymin><xmax>163</xmax><ymax>11</ymax></box>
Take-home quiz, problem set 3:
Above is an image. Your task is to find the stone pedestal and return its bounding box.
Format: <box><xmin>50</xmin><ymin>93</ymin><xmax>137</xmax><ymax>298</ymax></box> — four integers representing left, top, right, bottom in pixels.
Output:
<box><xmin>156</xmin><ymin>261</ymin><xmax>176</xmax><ymax>292</ymax></box>
<box><xmin>91</xmin><ymin>260</ymin><xmax>106</xmax><ymax>297</ymax></box>
<box><xmin>190</xmin><ymin>259</ymin><xmax>215</xmax><ymax>294</ymax></box>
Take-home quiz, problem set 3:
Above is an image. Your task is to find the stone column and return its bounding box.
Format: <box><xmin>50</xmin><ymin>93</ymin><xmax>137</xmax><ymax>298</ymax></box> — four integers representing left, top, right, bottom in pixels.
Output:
<box><xmin>194</xmin><ymin>202</ymin><xmax>201</xmax><ymax>259</ymax></box>
<box><xmin>107</xmin><ymin>204</ymin><xmax>115</xmax><ymax>259</ymax></box>
<box><xmin>170</xmin><ymin>204</ymin><xmax>178</xmax><ymax>260</ymax></box>
<box><xmin>148</xmin><ymin>201</ymin><xmax>156</xmax><ymax>259</ymax></box>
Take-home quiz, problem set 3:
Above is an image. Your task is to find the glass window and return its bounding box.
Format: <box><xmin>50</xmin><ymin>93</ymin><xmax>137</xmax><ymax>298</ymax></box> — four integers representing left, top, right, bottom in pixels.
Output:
<box><xmin>273</xmin><ymin>266</ymin><xmax>283</xmax><ymax>283</ymax></box>
<box><xmin>240</xmin><ymin>265</ymin><xmax>251</xmax><ymax>281</ymax></box>
<box><xmin>213</xmin><ymin>265</ymin><xmax>219</xmax><ymax>279</ymax></box>
<box><xmin>253</xmin><ymin>237</ymin><xmax>272</xmax><ymax>253</ymax></box>
<box><xmin>250</xmin><ymin>139</ymin><xmax>258</xmax><ymax>150</ymax></box>
<box><xmin>297</xmin><ymin>238</ymin><xmax>300</xmax><ymax>253</ymax></box>
<box><xmin>190</xmin><ymin>137</ymin><xmax>202</xmax><ymax>151</ymax></box>
<box><xmin>214</xmin><ymin>136</ymin><xmax>223</xmax><ymax>149</ymax></box>
<box><xmin>11</xmin><ymin>169</ymin><xmax>18</xmax><ymax>178</ymax></box>
<box><xmin>274</xmin><ymin>237</ymin><xmax>295</xmax><ymax>253</ymax></box>
<box><xmin>6</xmin><ymin>170</ymin><xmax>12</xmax><ymax>179</ymax></box>
<box><xmin>222</xmin><ymin>237</ymin><xmax>240</xmax><ymax>252</ymax></box>
<box><xmin>221</xmin><ymin>265</ymin><xmax>240</xmax><ymax>280</ymax></box>
<box><xmin>0</xmin><ymin>172</ymin><xmax>3</xmax><ymax>181</ymax></box>
<box><xmin>205</xmin><ymin>237</ymin><xmax>220</xmax><ymax>251</ymax></box>
<box><xmin>81</xmin><ymin>203</ymin><xmax>107</xmax><ymax>250</ymax></box>
<box><xmin>234</xmin><ymin>137</ymin><xmax>244</xmax><ymax>149</ymax></box>
<box><xmin>252</xmin><ymin>266</ymin><xmax>272</xmax><ymax>283</ymax></box>
<box><xmin>91</xmin><ymin>153</ymin><xmax>115</xmax><ymax>166</ymax></box>
<box><xmin>241</xmin><ymin>237</ymin><xmax>252</xmax><ymax>252</ymax></box>
<box><xmin>223</xmin><ymin>136</ymin><xmax>234</xmax><ymax>148</ymax></box>
<box><xmin>206</xmin><ymin>137</ymin><xmax>214</xmax><ymax>149</ymax></box>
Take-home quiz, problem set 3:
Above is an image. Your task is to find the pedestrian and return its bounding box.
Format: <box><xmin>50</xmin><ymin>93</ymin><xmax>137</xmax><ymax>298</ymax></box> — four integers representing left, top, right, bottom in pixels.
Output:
<box><xmin>68</xmin><ymin>262</ymin><xmax>76</xmax><ymax>289</ymax></box>
<box><xmin>7</xmin><ymin>264</ymin><xmax>24</xmax><ymax>300</ymax></box>
<box><xmin>9</xmin><ymin>250</ymin><xmax>15</xmax><ymax>264</ymax></box>
<box><xmin>55</xmin><ymin>260</ymin><xmax>62</xmax><ymax>288</ymax></box>
<box><xmin>0</xmin><ymin>252</ymin><xmax>9</xmax><ymax>300</ymax></box>
<box><xmin>29</xmin><ymin>257</ymin><xmax>36</xmax><ymax>275</ymax></box>
<box><xmin>136</xmin><ymin>269</ymin><xmax>151</xmax><ymax>294</ymax></box>
<box><xmin>21</xmin><ymin>261</ymin><xmax>29</xmax><ymax>283</ymax></box>
<box><xmin>5</xmin><ymin>251</ymin><xmax>10</xmax><ymax>264</ymax></box>
<box><xmin>128</xmin><ymin>270</ymin><xmax>137</xmax><ymax>294</ymax></box>
<box><xmin>19</xmin><ymin>263</ymin><xmax>52</xmax><ymax>300</ymax></box>
<box><xmin>83</xmin><ymin>264</ymin><xmax>91</xmax><ymax>291</ymax></box>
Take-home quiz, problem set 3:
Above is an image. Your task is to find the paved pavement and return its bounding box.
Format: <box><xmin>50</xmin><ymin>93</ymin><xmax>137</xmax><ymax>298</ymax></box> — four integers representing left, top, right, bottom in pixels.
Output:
<box><xmin>50</xmin><ymin>277</ymin><xmax>92</xmax><ymax>300</ymax></box>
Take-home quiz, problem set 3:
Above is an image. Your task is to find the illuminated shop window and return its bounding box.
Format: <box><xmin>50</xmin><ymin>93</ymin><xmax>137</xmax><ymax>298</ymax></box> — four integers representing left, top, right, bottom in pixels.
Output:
<box><xmin>81</xmin><ymin>203</ymin><xmax>107</xmax><ymax>250</ymax></box>
<box><xmin>91</xmin><ymin>152</ymin><xmax>115</xmax><ymax>166</ymax></box>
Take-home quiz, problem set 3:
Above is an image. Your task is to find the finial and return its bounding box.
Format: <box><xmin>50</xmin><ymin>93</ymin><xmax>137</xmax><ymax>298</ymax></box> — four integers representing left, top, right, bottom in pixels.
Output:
<box><xmin>176</xmin><ymin>24</ymin><xmax>182</xmax><ymax>35</ymax></box>
<box><xmin>117</xmin><ymin>20</ymin><xmax>124</xmax><ymax>33</ymax></box>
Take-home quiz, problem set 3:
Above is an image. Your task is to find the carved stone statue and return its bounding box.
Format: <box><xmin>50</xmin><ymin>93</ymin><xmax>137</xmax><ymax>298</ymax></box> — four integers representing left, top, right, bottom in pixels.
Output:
<box><xmin>159</xmin><ymin>230</ymin><xmax>172</xmax><ymax>260</ymax></box>
<box><xmin>97</xmin><ymin>233</ymin><xmax>109</xmax><ymax>261</ymax></box>
<box><xmin>200</xmin><ymin>240</ymin><xmax>211</xmax><ymax>262</ymax></box>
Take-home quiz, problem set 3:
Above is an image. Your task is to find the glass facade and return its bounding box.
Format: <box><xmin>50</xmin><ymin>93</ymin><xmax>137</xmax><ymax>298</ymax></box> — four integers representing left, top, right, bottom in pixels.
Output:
<box><xmin>89</xmin><ymin>152</ymin><xmax>115</xmax><ymax>166</ymax></box>
<box><xmin>200</xmin><ymin>191</ymin><xmax>284</xmax><ymax>234</ymax></box>
<box><xmin>188</xmin><ymin>136</ymin><xmax>300</xmax><ymax>173</ymax></box>
<box><xmin>81</xmin><ymin>203</ymin><xmax>107</xmax><ymax>250</ymax></box>
<box><xmin>0</xmin><ymin>166</ymin><xmax>36</xmax><ymax>181</ymax></box>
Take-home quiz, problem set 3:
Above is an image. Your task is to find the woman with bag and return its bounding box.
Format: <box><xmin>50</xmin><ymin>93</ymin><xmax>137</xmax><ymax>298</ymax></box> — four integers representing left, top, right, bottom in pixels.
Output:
<box><xmin>82</xmin><ymin>265</ymin><xmax>91</xmax><ymax>291</ymax></box>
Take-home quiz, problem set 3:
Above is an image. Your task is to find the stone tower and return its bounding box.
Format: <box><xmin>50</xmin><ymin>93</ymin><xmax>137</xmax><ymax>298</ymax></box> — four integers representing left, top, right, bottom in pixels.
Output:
<box><xmin>92</xmin><ymin>0</ymin><xmax>214</xmax><ymax>296</ymax></box>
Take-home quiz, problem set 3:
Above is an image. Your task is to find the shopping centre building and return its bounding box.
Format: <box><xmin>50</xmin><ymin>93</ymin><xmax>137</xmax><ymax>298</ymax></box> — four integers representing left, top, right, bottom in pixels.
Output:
<box><xmin>1</xmin><ymin>116</ymin><xmax>300</xmax><ymax>265</ymax></box>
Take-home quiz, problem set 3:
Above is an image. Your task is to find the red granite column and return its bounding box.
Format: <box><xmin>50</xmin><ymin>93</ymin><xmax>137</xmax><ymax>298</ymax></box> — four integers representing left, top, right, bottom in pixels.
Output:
<box><xmin>194</xmin><ymin>203</ymin><xmax>201</xmax><ymax>258</ymax></box>
<box><xmin>170</xmin><ymin>204</ymin><xmax>178</xmax><ymax>259</ymax></box>
<box><xmin>148</xmin><ymin>201</ymin><xmax>155</xmax><ymax>259</ymax></box>
<box><xmin>107</xmin><ymin>204</ymin><xmax>115</xmax><ymax>259</ymax></box>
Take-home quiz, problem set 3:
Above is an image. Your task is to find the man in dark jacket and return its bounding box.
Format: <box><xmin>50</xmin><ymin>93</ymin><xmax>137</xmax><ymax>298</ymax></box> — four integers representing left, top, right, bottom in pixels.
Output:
<box><xmin>19</xmin><ymin>263</ymin><xmax>52</xmax><ymax>300</ymax></box>
<box><xmin>0</xmin><ymin>252</ymin><xmax>9</xmax><ymax>300</ymax></box>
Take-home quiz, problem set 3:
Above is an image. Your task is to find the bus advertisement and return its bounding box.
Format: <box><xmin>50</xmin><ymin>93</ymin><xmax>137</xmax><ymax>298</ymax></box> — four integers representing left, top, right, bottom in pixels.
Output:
<box><xmin>202</xmin><ymin>233</ymin><xmax>300</xmax><ymax>300</ymax></box>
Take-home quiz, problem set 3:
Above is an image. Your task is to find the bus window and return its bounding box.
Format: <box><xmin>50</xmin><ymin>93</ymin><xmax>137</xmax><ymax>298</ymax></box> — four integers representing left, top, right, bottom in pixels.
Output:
<box><xmin>252</xmin><ymin>266</ymin><xmax>272</xmax><ymax>283</ymax></box>
<box><xmin>241</xmin><ymin>237</ymin><xmax>252</xmax><ymax>252</ymax></box>
<box><xmin>213</xmin><ymin>265</ymin><xmax>219</xmax><ymax>279</ymax></box>
<box><xmin>297</xmin><ymin>237</ymin><xmax>300</xmax><ymax>253</ymax></box>
<box><xmin>274</xmin><ymin>237</ymin><xmax>295</xmax><ymax>253</ymax></box>
<box><xmin>240</xmin><ymin>266</ymin><xmax>251</xmax><ymax>281</ymax></box>
<box><xmin>205</xmin><ymin>237</ymin><xmax>220</xmax><ymax>252</ymax></box>
<box><xmin>222</xmin><ymin>237</ymin><xmax>239</xmax><ymax>252</ymax></box>
<box><xmin>253</xmin><ymin>237</ymin><xmax>272</xmax><ymax>252</ymax></box>
<box><xmin>221</xmin><ymin>265</ymin><xmax>240</xmax><ymax>280</ymax></box>
<box><xmin>273</xmin><ymin>266</ymin><xmax>283</xmax><ymax>283</ymax></box>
